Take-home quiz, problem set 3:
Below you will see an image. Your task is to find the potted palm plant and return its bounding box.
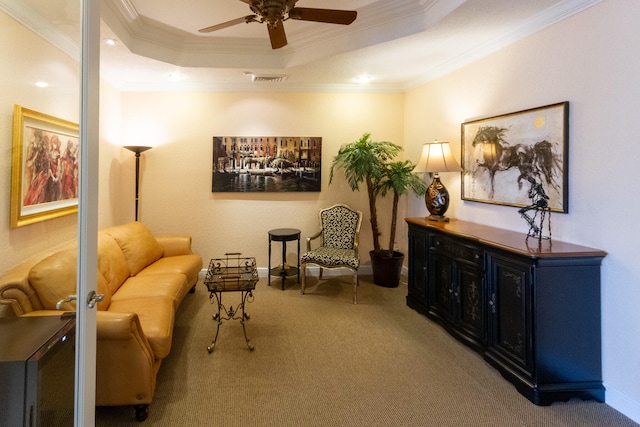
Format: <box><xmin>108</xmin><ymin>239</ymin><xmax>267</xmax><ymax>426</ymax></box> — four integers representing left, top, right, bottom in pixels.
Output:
<box><xmin>329</xmin><ymin>133</ymin><xmax>426</xmax><ymax>287</ymax></box>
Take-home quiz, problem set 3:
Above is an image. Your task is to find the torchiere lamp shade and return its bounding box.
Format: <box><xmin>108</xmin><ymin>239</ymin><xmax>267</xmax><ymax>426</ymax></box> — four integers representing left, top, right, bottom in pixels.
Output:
<box><xmin>414</xmin><ymin>141</ymin><xmax>461</xmax><ymax>222</ymax></box>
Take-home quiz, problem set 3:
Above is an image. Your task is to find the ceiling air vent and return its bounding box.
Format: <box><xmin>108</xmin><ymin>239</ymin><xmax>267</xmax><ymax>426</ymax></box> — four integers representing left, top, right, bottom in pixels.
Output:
<box><xmin>251</xmin><ymin>74</ymin><xmax>287</xmax><ymax>83</ymax></box>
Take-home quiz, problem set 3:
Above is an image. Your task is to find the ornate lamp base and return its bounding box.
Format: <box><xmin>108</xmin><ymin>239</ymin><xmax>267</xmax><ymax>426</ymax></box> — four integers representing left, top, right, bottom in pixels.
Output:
<box><xmin>425</xmin><ymin>174</ymin><xmax>451</xmax><ymax>222</ymax></box>
<box><xmin>426</xmin><ymin>214</ymin><xmax>450</xmax><ymax>222</ymax></box>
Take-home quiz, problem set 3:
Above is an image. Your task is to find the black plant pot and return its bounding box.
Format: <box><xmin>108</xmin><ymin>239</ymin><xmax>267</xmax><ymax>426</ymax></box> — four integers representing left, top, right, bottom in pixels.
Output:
<box><xmin>370</xmin><ymin>250</ymin><xmax>405</xmax><ymax>288</ymax></box>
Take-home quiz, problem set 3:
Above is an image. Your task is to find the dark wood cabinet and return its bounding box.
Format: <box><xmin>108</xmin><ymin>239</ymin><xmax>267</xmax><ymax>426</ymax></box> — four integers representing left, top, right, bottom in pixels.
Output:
<box><xmin>0</xmin><ymin>315</ymin><xmax>75</xmax><ymax>426</ymax></box>
<box><xmin>406</xmin><ymin>218</ymin><xmax>606</xmax><ymax>405</ymax></box>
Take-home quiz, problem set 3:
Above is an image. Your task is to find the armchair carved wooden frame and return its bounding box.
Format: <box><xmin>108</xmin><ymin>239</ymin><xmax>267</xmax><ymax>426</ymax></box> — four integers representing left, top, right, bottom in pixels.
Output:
<box><xmin>300</xmin><ymin>204</ymin><xmax>363</xmax><ymax>304</ymax></box>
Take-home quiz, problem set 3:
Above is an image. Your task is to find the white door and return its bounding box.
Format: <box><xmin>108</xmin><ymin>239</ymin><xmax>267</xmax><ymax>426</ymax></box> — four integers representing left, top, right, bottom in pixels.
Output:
<box><xmin>76</xmin><ymin>0</ymin><xmax>100</xmax><ymax>425</ymax></box>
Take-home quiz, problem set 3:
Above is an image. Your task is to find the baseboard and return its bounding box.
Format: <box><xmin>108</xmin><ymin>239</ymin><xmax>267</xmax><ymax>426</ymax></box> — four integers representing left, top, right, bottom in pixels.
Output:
<box><xmin>199</xmin><ymin>264</ymin><xmax>409</xmax><ymax>284</ymax></box>
<box><xmin>255</xmin><ymin>265</ymin><xmax>374</xmax><ymax>277</ymax></box>
<box><xmin>604</xmin><ymin>386</ymin><xmax>640</xmax><ymax>424</ymax></box>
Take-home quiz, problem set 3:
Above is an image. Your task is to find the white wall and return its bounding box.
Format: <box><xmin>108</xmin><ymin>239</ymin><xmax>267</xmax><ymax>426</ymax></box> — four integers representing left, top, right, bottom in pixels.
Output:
<box><xmin>0</xmin><ymin>10</ymin><xmax>79</xmax><ymax>273</ymax></box>
<box><xmin>117</xmin><ymin>91</ymin><xmax>406</xmax><ymax>269</ymax></box>
<box><xmin>0</xmin><ymin>11</ymin><xmax>128</xmax><ymax>274</ymax></box>
<box><xmin>404</xmin><ymin>0</ymin><xmax>640</xmax><ymax>421</ymax></box>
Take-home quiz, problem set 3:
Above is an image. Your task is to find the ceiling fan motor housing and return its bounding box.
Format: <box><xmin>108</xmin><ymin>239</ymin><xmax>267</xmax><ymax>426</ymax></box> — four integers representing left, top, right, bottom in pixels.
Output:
<box><xmin>250</xmin><ymin>0</ymin><xmax>292</xmax><ymax>26</ymax></box>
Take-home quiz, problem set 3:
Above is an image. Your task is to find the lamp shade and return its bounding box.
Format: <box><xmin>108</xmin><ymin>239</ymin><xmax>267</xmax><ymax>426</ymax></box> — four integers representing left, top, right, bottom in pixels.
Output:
<box><xmin>414</xmin><ymin>140</ymin><xmax>461</xmax><ymax>173</ymax></box>
<box><xmin>123</xmin><ymin>145</ymin><xmax>152</xmax><ymax>154</ymax></box>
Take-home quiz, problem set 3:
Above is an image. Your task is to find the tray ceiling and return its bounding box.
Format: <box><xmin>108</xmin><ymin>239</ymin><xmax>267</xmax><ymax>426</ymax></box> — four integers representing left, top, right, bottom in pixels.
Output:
<box><xmin>1</xmin><ymin>0</ymin><xmax>602</xmax><ymax>92</ymax></box>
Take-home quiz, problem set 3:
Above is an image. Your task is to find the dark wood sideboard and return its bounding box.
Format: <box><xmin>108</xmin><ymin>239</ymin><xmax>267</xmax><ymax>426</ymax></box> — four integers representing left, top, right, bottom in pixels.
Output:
<box><xmin>405</xmin><ymin>217</ymin><xmax>607</xmax><ymax>405</ymax></box>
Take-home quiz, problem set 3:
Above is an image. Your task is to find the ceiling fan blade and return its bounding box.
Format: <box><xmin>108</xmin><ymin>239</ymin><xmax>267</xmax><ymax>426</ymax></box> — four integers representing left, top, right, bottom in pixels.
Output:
<box><xmin>268</xmin><ymin>21</ymin><xmax>287</xmax><ymax>49</ymax></box>
<box><xmin>198</xmin><ymin>15</ymin><xmax>255</xmax><ymax>33</ymax></box>
<box><xmin>289</xmin><ymin>8</ymin><xmax>357</xmax><ymax>25</ymax></box>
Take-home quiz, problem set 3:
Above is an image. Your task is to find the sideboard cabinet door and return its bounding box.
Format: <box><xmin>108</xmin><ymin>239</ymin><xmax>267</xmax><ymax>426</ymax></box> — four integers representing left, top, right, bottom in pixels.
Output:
<box><xmin>407</xmin><ymin>224</ymin><xmax>429</xmax><ymax>313</ymax></box>
<box><xmin>486</xmin><ymin>253</ymin><xmax>534</xmax><ymax>379</ymax></box>
<box><xmin>457</xmin><ymin>262</ymin><xmax>486</xmax><ymax>348</ymax></box>
<box><xmin>427</xmin><ymin>233</ymin><xmax>486</xmax><ymax>350</ymax></box>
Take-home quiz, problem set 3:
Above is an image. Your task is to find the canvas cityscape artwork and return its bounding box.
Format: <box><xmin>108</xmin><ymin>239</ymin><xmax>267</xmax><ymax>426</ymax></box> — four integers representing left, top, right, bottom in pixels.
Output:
<box><xmin>212</xmin><ymin>136</ymin><xmax>322</xmax><ymax>192</ymax></box>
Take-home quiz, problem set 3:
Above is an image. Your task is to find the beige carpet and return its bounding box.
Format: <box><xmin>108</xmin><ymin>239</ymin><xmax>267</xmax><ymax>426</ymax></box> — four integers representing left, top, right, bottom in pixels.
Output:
<box><xmin>96</xmin><ymin>275</ymin><xmax>638</xmax><ymax>426</ymax></box>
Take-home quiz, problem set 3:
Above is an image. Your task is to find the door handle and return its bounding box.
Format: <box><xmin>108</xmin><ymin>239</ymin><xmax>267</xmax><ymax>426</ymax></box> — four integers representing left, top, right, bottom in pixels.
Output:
<box><xmin>87</xmin><ymin>290</ymin><xmax>104</xmax><ymax>309</ymax></box>
<box><xmin>56</xmin><ymin>294</ymin><xmax>77</xmax><ymax>310</ymax></box>
<box><xmin>56</xmin><ymin>291</ymin><xmax>104</xmax><ymax>310</ymax></box>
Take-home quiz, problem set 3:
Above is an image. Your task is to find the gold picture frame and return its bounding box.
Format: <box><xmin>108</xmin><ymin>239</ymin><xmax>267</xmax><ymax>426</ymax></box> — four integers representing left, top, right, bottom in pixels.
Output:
<box><xmin>10</xmin><ymin>105</ymin><xmax>79</xmax><ymax>228</ymax></box>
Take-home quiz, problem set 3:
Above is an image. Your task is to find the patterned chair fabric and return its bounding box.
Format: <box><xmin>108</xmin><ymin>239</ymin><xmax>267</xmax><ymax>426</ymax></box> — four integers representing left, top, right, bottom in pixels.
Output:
<box><xmin>301</xmin><ymin>204</ymin><xmax>363</xmax><ymax>304</ymax></box>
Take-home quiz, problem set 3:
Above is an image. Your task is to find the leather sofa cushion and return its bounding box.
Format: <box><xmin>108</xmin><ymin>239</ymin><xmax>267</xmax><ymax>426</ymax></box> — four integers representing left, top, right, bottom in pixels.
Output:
<box><xmin>137</xmin><ymin>255</ymin><xmax>203</xmax><ymax>289</ymax></box>
<box><xmin>110</xmin><ymin>273</ymin><xmax>188</xmax><ymax>309</ymax></box>
<box><xmin>107</xmin><ymin>296</ymin><xmax>175</xmax><ymax>359</ymax></box>
<box><xmin>28</xmin><ymin>247</ymin><xmax>112</xmax><ymax>311</ymax></box>
<box><xmin>97</xmin><ymin>232</ymin><xmax>131</xmax><ymax>297</ymax></box>
<box><xmin>104</xmin><ymin>222</ymin><xmax>164</xmax><ymax>276</ymax></box>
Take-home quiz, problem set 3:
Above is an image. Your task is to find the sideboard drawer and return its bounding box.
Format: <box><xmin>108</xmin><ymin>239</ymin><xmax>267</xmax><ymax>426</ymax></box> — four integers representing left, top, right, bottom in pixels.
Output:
<box><xmin>430</xmin><ymin>234</ymin><xmax>483</xmax><ymax>268</ymax></box>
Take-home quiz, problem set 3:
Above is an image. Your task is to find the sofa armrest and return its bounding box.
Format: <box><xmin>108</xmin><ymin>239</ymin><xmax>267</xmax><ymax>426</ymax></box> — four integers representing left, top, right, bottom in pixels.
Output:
<box><xmin>156</xmin><ymin>236</ymin><xmax>193</xmax><ymax>257</ymax></box>
<box><xmin>96</xmin><ymin>311</ymin><xmax>157</xmax><ymax>406</ymax></box>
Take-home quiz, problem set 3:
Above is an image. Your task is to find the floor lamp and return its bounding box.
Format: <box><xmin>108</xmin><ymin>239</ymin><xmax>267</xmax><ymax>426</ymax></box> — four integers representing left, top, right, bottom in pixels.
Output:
<box><xmin>124</xmin><ymin>145</ymin><xmax>152</xmax><ymax>221</ymax></box>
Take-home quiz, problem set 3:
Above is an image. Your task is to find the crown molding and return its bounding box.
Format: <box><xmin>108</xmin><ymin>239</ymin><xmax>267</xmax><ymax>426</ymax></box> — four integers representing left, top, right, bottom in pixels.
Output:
<box><xmin>0</xmin><ymin>0</ymin><xmax>79</xmax><ymax>59</ymax></box>
<box><xmin>404</xmin><ymin>0</ymin><xmax>604</xmax><ymax>91</ymax></box>
<box><xmin>107</xmin><ymin>78</ymin><xmax>405</xmax><ymax>94</ymax></box>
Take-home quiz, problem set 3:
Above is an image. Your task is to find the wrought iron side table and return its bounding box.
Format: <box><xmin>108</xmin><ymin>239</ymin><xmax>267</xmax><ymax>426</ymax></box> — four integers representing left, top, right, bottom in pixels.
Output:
<box><xmin>204</xmin><ymin>253</ymin><xmax>258</xmax><ymax>353</ymax></box>
<box><xmin>268</xmin><ymin>228</ymin><xmax>301</xmax><ymax>290</ymax></box>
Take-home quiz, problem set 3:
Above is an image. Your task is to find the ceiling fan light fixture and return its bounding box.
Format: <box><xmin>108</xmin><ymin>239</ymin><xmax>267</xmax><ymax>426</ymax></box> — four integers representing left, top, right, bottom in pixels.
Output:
<box><xmin>250</xmin><ymin>0</ymin><xmax>289</xmax><ymax>25</ymax></box>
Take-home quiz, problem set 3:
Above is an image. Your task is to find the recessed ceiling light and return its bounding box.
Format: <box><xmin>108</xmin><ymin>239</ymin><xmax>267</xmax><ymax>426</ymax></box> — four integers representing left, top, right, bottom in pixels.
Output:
<box><xmin>354</xmin><ymin>75</ymin><xmax>372</xmax><ymax>84</ymax></box>
<box><xmin>104</xmin><ymin>38</ymin><xmax>118</xmax><ymax>46</ymax></box>
<box><xmin>35</xmin><ymin>81</ymin><xmax>49</xmax><ymax>88</ymax></box>
<box><xmin>168</xmin><ymin>72</ymin><xmax>184</xmax><ymax>82</ymax></box>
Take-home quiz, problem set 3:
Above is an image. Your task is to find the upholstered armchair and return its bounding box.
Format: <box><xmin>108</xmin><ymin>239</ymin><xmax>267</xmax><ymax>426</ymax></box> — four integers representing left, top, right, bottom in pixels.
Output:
<box><xmin>300</xmin><ymin>204</ymin><xmax>363</xmax><ymax>304</ymax></box>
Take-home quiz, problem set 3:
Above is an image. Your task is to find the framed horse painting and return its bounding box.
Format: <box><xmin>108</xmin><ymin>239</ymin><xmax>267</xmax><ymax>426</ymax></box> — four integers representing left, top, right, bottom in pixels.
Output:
<box><xmin>461</xmin><ymin>102</ymin><xmax>569</xmax><ymax>213</ymax></box>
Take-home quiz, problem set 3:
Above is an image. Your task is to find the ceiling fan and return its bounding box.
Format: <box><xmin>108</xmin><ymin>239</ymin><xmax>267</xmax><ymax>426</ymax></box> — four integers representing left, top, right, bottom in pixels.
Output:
<box><xmin>198</xmin><ymin>0</ymin><xmax>358</xmax><ymax>49</ymax></box>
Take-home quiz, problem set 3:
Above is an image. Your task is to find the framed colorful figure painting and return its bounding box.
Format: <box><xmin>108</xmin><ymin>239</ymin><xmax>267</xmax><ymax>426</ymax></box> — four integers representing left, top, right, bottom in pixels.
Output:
<box><xmin>11</xmin><ymin>105</ymin><xmax>79</xmax><ymax>228</ymax></box>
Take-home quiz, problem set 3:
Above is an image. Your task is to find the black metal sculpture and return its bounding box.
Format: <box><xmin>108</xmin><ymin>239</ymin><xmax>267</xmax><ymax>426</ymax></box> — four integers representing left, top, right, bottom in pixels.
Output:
<box><xmin>518</xmin><ymin>177</ymin><xmax>551</xmax><ymax>243</ymax></box>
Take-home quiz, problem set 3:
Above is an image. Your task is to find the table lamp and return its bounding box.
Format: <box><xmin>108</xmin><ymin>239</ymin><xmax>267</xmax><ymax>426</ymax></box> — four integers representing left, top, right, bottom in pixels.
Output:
<box><xmin>414</xmin><ymin>140</ymin><xmax>462</xmax><ymax>222</ymax></box>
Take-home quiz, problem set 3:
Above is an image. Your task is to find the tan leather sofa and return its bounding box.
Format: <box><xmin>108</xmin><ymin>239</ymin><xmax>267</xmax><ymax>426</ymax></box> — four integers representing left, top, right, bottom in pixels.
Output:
<box><xmin>0</xmin><ymin>222</ymin><xmax>203</xmax><ymax>421</ymax></box>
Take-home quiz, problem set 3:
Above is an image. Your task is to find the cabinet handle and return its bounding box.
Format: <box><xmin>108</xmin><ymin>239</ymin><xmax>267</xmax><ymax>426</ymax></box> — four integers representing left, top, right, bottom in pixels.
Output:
<box><xmin>489</xmin><ymin>292</ymin><xmax>496</xmax><ymax>314</ymax></box>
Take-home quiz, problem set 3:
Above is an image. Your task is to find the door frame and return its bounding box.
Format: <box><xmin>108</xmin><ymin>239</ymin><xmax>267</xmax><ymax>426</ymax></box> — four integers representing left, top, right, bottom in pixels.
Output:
<box><xmin>75</xmin><ymin>0</ymin><xmax>100</xmax><ymax>425</ymax></box>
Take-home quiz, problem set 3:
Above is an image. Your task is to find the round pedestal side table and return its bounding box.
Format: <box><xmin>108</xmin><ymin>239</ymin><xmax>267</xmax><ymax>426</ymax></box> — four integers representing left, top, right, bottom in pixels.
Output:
<box><xmin>268</xmin><ymin>228</ymin><xmax>301</xmax><ymax>290</ymax></box>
